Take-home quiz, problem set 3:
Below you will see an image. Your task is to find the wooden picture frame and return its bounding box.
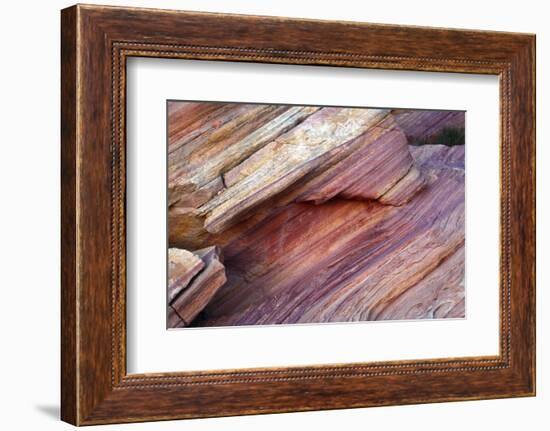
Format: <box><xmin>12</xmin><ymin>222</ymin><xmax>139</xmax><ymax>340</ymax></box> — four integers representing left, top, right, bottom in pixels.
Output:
<box><xmin>61</xmin><ymin>4</ymin><xmax>536</xmax><ymax>425</ymax></box>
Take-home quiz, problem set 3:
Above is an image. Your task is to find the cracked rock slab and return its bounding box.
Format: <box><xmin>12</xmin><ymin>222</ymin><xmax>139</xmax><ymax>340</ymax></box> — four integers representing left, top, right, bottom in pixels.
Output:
<box><xmin>168</xmin><ymin>246</ymin><xmax>227</xmax><ymax>327</ymax></box>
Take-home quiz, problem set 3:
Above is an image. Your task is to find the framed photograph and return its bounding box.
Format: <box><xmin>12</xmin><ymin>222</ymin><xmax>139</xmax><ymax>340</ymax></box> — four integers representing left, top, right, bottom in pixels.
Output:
<box><xmin>61</xmin><ymin>4</ymin><xmax>536</xmax><ymax>425</ymax></box>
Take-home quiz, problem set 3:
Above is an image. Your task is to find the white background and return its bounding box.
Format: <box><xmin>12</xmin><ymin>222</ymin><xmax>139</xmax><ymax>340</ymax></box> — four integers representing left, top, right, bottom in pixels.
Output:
<box><xmin>0</xmin><ymin>0</ymin><xmax>547</xmax><ymax>430</ymax></box>
<box><xmin>127</xmin><ymin>59</ymin><xmax>500</xmax><ymax>373</ymax></box>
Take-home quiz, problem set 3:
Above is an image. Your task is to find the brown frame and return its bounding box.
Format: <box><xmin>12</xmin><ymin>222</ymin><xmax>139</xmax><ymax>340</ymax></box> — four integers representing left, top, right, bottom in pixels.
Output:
<box><xmin>61</xmin><ymin>4</ymin><xmax>536</xmax><ymax>426</ymax></box>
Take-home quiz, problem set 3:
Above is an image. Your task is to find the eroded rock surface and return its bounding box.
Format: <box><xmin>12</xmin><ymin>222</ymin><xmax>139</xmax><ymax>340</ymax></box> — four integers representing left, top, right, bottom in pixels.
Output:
<box><xmin>167</xmin><ymin>102</ymin><xmax>465</xmax><ymax>328</ymax></box>
<box><xmin>168</xmin><ymin>246</ymin><xmax>226</xmax><ymax>327</ymax></box>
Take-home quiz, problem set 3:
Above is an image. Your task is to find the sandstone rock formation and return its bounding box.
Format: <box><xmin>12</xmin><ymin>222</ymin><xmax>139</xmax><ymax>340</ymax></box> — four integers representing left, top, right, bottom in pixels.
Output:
<box><xmin>166</xmin><ymin>101</ymin><xmax>465</xmax><ymax>328</ymax></box>
<box><xmin>168</xmin><ymin>246</ymin><xmax>226</xmax><ymax>327</ymax></box>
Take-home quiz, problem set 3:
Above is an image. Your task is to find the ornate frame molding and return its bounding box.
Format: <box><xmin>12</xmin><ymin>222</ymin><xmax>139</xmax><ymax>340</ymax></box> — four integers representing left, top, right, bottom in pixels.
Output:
<box><xmin>61</xmin><ymin>5</ymin><xmax>535</xmax><ymax>425</ymax></box>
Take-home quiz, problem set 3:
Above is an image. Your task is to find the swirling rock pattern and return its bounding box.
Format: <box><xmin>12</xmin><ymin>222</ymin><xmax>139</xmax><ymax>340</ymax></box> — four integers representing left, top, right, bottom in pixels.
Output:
<box><xmin>166</xmin><ymin>101</ymin><xmax>465</xmax><ymax>328</ymax></box>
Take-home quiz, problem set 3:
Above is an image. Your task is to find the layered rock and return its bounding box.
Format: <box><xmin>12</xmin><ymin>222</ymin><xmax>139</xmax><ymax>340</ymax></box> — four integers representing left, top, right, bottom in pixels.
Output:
<box><xmin>168</xmin><ymin>103</ymin><xmax>319</xmax><ymax>208</ymax></box>
<box><xmin>167</xmin><ymin>102</ymin><xmax>465</xmax><ymax>328</ymax></box>
<box><xmin>168</xmin><ymin>109</ymin><xmax>430</xmax><ymax>250</ymax></box>
<box><xmin>374</xmin><ymin>246</ymin><xmax>465</xmax><ymax>320</ymax></box>
<box><xmin>167</xmin><ymin>246</ymin><xmax>226</xmax><ymax>327</ymax></box>
<box><xmin>167</xmin><ymin>248</ymin><xmax>204</xmax><ymax>302</ymax></box>
<box><xmin>192</xmin><ymin>147</ymin><xmax>464</xmax><ymax>326</ymax></box>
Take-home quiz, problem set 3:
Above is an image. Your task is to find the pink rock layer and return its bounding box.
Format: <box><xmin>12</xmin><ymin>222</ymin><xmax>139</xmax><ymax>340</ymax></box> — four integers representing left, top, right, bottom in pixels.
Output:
<box><xmin>166</xmin><ymin>102</ymin><xmax>465</xmax><ymax>327</ymax></box>
<box><xmin>192</xmin><ymin>149</ymin><xmax>464</xmax><ymax>326</ymax></box>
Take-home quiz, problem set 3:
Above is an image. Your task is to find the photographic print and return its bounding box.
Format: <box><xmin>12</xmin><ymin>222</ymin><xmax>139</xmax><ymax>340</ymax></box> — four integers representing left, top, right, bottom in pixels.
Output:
<box><xmin>167</xmin><ymin>101</ymin><xmax>465</xmax><ymax>329</ymax></box>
